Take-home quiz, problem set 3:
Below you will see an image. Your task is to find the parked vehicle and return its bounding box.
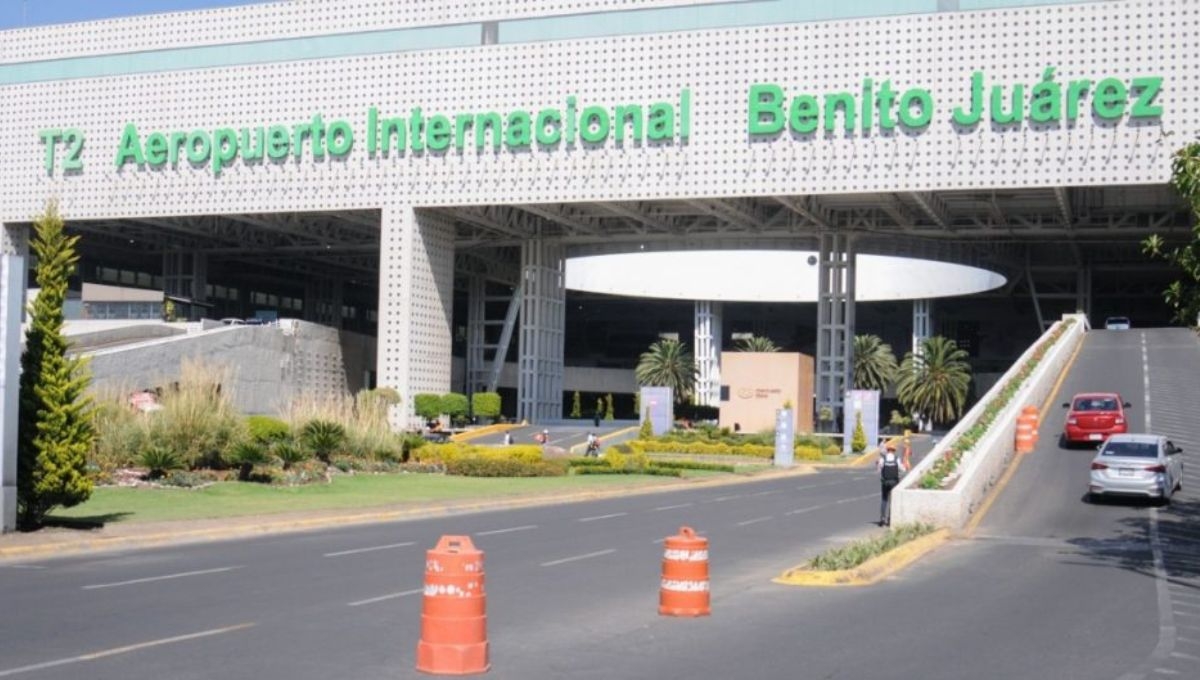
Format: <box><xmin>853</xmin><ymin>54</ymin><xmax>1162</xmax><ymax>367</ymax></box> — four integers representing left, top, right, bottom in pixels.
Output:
<box><xmin>1061</xmin><ymin>392</ymin><xmax>1130</xmax><ymax>446</ymax></box>
<box><xmin>1104</xmin><ymin>316</ymin><xmax>1131</xmax><ymax>330</ymax></box>
<box><xmin>1088</xmin><ymin>434</ymin><xmax>1183</xmax><ymax>504</ymax></box>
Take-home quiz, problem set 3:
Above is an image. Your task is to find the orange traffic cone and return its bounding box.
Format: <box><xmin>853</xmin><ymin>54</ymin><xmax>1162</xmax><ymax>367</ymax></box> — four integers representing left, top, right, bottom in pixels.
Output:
<box><xmin>659</xmin><ymin>526</ymin><xmax>710</xmax><ymax>617</ymax></box>
<box><xmin>1016</xmin><ymin>405</ymin><xmax>1039</xmax><ymax>454</ymax></box>
<box><xmin>416</xmin><ymin>536</ymin><xmax>489</xmax><ymax>675</ymax></box>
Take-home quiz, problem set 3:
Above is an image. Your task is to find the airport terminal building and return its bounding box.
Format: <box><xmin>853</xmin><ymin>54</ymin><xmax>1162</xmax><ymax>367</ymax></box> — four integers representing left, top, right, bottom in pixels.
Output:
<box><xmin>1</xmin><ymin>0</ymin><xmax>1196</xmax><ymax>468</ymax></box>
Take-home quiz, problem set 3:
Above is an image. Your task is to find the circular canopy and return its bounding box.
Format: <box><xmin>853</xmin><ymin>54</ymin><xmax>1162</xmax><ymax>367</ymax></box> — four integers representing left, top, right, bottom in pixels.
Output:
<box><xmin>565</xmin><ymin>250</ymin><xmax>1006</xmax><ymax>302</ymax></box>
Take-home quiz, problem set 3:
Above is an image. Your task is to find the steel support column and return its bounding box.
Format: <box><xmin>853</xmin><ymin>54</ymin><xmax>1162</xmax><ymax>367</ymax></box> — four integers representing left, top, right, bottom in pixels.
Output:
<box><xmin>816</xmin><ymin>233</ymin><xmax>855</xmax><ymax>424</ymax></box>
<box><xmin>693</xmin><ymin>301</ymin><xmax>723</xmax><ymax>407</ymax></box>
<box><xmin>912</xmin><ymin>299</ymin><xmax>933</xmax><ymax>357</ymax></box>
<box><xmin>517</xmin><ymin>239</ymin><xmax>565</xmax><ymax>423</ymax></box>
<box><xmin>1075</xmin><ymin>263</ymin><xmax>1093</xmax><ymax>319</ymax></box>
<box><xmin>1</xmin><ymin>223</ymin><xmax>28</xmax><ymax>533</ymax></box>
<box><xmin>304</xmin><ymin>277</ymin><xmax>345</xmax><ymax>328</ymax></box>
<box><xmin>464</xmin><ymin>275</ymin><xmax>487</xmax><ymax>396</ymax></box>
<box><xmin>163</xmin><ymin>251</ymin><xmax>208</xmax><ymax>319</ymax></box>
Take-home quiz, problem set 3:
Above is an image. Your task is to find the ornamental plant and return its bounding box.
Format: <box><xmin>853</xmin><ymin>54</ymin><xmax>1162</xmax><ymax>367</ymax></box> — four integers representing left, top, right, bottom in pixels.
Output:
<box><xmin>851</xmin><ymin>411</ymin><xmax>868</xmax><ymax>454</ymax></box>
<box><xmin>570</xmin><ymin>391</ymin><xmax>582</xmax><ymax>418</ymax></box>
<box><xmin>17</xmin><ymin>204</ymin><xmax>95</xmax><ymax>529</ymax></box>
<box><xmin>471</xmin><ymin>392</ymin><xmax>502</xmax><ymax>420</ymax></box>
<box><xmin>604</xmin><ymin>393</ymin><xmax>615</xmax><ymax>421</ymax></box>
<box><xmin>919</xmin><ymin>319</ymin><xmax>1074</xmax><ymax>489</ymax></box>
<box><xmin>413</xmin><ymin>393</ymin><xmax>443</xmax><ymax>421</ymax></box>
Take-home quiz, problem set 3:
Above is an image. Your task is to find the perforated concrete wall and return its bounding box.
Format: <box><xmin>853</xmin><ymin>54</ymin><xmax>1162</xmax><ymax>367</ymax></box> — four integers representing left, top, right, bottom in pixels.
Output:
<box><xmin>0</xmin><ymin>0</ymin><xmax>1193</xmax><ymax>419</ymax></box>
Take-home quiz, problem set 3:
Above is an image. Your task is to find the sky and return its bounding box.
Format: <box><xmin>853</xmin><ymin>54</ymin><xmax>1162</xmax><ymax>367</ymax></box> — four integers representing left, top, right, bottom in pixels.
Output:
<box><xmin>0</xmin><ymin>0</ymin><xmax>270</xmax><ymax>30</ymax></box>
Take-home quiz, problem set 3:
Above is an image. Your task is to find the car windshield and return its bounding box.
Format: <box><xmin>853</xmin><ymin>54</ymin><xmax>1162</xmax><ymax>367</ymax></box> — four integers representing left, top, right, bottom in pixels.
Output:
<box><xmin>1107</xmin><ymin>317</ymin><xmax>1130</xmax><ymax>324</ymax></box>
<box><xmin>1101</xmin><ymin>442</ymin><xmax>1158</xmax><ymax>458</ymax></box>
<box><xmin>1074</xmin><ymin>397</ymin><xmax>1118</xmax><ymax>411</ymax></box>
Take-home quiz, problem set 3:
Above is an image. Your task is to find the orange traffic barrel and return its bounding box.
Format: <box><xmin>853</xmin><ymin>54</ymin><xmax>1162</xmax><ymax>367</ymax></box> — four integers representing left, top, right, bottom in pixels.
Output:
<box><xmin>659</xmin><ymin>526</ymin><xmax>710</xmax><ymax>617</ymax></box>
<box><xmin>416</xmin><ymin>535</ymin><xmax>489</xmax><ymax>675</ymax></box>
<box><xmin>1015</xmin><ymin>405</ymin><xmax>1039</xmax><ymax>454</ymax></box>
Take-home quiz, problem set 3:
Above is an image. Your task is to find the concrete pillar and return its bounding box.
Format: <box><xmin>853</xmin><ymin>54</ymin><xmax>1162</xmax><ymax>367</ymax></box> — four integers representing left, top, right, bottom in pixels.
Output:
<box><xmin>693</xmin><ymin>300</ymin><xmax>722</xmax><ymax>407</ymax></box>
<box><xmin>912</xmin><ymin>299</ymin><xmax>933</xmax><ymax>357</ymax></box>
<box><xmin>517</xmin><ymin>238</ymin><xmax>565</xmax><ymax>423</ymax></box>
<box><xmin>815</xmin><ymin>233</ymin><xmax>855</xmax><ymax>425</ymax></box>
<box><xmin>377</xmin><ymin>206</ymin><xmax>455</xmax><ymax>429</ymax></box>
<box><xmin>464</xmin><ymin>274</ymin><xmax>487</xmax><ymax>396</ymax></box>
<box><xmin>1</xmin><ymin>223</ymin><xmax>29</xmax><ymax>533</ymax></box>
<box><xmin>1075</xmin><ymin>263</ymin><xmax>1092</xmax><ymax>320</ymax></box>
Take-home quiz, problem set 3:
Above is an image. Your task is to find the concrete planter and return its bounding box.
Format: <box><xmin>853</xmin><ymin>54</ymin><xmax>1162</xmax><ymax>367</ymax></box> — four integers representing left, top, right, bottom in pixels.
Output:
<box><xmin>891</xmin><ymin>314</ymin><xmax>1088</xmax><ymax>529</ymax></box>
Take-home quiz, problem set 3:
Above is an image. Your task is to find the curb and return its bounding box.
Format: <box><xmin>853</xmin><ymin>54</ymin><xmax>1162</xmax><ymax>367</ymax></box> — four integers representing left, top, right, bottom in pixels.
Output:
<box><xmin>568</xmin><ymin>425</ymin><xmax>639</xmax><ymax>455</ymax></box>
<box><xmin>772</xmin><ymin>528</ymin><xmax>951</xmax><ymax>587</ymax></box>
<box><xmin>0</xmin><ymin>462</ymin><xmax>818</xmax><ymax>563</ymax></box>
<box><xmin>450</xmin><ymin>423</ymin><xmax>522</xmax><ymax>443</ymax></box>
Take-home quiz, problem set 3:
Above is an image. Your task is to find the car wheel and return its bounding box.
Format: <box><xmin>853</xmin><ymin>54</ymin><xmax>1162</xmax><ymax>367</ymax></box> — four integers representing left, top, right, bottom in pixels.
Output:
<box><xmin>1086</xmin><ymin>492</ymin><xmax>1099</xmax><ymax>504</ymax></box>
<box><xmin>1059</xmin><ymin>433</ymin><xmax>1069</xmax><ymax>449</ymax></box>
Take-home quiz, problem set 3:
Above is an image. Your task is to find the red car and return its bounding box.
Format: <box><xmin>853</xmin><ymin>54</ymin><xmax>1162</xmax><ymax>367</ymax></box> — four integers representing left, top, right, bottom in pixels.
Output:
<box><xmin>1060</xmin><ymin>393</ymin><xmax>1131</xmax><ymax>446</ymax></box>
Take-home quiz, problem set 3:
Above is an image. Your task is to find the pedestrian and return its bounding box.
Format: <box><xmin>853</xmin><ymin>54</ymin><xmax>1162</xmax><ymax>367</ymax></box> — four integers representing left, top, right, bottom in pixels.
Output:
<box><xmin>593</xmin><ymin>410</ymin><xmax>601</xmax><ymax>428</ymax></box>
<box><xmin>503</xmin><ymin>432</ymin><xmax>513</xmax><ymax>446</ymax></box>
<box><xmin>877</xmin><ymin>443</ymin><xmax>907</xmax><ymax>527</ymax></box>
<box><xmin>585</xmin><ymin>432</ymin><xmax>600</xmax><ymax>457</ymax></box>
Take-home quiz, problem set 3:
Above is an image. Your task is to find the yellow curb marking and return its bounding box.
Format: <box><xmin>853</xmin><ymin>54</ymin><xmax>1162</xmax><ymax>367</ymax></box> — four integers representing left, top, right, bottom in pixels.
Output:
<box><xmin>961</xmin><ymin>331</ymin><xmax>1086</xmax><ymax>538</ymax></box>
<box><xmin>568</xmin><ymin>425</ymin><xmax>640</xmax><ymax>455</ymax></box>
<box><xmin>449</xmin><ymin>423</ymin><xmax>522</xmax><ymax>442</ymax></box>
<box><xmin>773</xmin><ymin>529</ymin><xmax>950</xmax><ymax>587</ymax></box>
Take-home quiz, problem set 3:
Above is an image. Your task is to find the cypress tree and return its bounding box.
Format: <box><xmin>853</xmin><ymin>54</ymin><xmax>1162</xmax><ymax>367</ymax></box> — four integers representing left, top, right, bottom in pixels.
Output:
<box><xmin>17</xmin><ymin>204</ymin><xmax>94</xmax><ymax>529</ymax></box>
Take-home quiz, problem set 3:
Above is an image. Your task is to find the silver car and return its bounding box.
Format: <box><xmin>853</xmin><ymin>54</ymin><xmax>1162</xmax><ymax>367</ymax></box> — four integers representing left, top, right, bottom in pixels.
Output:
<box><xmin>1089</xmin><ymin>434</ymin><xmax>1183</xmax><ymax>503</ymax></box>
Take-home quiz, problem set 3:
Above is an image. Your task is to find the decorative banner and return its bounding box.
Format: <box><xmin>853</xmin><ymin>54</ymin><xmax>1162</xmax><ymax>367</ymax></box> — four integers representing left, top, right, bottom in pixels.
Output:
<box><xmin>640</xmin><ymin>386</ymin><xmax>674</xmax><ymax>436</ymax></box>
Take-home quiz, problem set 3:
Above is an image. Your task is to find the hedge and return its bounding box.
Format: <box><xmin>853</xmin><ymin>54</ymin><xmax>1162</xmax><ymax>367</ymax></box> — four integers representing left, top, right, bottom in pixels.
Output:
<box><xmin>626</xmin><ymin>440</ymin><xmax>832</xmax><ymax>460</ymax></box>
<box><xmin>445</xmin><ymin>457</ymin><xmax>567</xmax><ymax>477</ymax></box>
<box><xmin>414</xmin><ymin>443</ymin><xmax>544</xmax><ymax>465</ymax></box>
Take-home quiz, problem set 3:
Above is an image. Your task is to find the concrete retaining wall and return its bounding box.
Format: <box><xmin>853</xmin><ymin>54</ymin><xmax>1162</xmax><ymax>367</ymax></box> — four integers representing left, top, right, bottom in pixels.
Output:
<box><xmin>84</xmin><ymin>320</ymin><xmax>376</xmax><ymax>415</ymax></box>
<box><xmin>891</xmin><ymin>313</ymin><xmax>1089</xmax><ymax>530</ymax></box>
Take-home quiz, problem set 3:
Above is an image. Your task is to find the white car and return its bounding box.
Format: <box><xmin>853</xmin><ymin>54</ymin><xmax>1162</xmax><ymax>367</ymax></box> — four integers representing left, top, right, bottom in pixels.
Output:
<box><xmin>1088</xmin><ymin>434</ymin><xmax>1183</xmax><ymax>504</ymax></box>
<box><xmin>1104</xmin><ymin>316</ymin><xmax>1131</xmax><ymax>330</ymax></box>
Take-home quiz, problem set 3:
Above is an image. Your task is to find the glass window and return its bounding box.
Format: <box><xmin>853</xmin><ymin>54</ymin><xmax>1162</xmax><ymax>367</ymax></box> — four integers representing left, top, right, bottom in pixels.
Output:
<box><xmin>1101</xmin><ymin>442</ymin><xmax>1158</xmax><ymax>458</ymax></box>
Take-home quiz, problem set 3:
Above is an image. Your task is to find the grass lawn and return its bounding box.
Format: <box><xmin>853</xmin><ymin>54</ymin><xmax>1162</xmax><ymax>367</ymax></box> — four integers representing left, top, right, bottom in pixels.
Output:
<box><xmin>48</xmin><ymin>472</ymin><xmax>716</xmax><ymax>525</ymax></box>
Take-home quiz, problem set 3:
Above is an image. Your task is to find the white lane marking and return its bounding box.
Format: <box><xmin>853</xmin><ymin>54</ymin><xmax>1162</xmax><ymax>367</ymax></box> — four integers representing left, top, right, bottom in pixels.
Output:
<box><xmin>541</xmin><ymin>549</ymin><xmax>617</xmax><ymax>567</ymax></box>
<box><xmin>82</xmin><ymin>566</ymin><xmax>241</xmax><ymax>590</ymax></box>
<box><xmin>786</xmin><ymin>505</ymin><xmax>822</xmax><ymax>516</ymax></box>
<box><xmin>347</xmin><ymin>588</ymin><xmax>423</xmax><ymax>607</ymax></box>
<box><xmin>323</xmin><ymin>542</ymin><xmax>415</xmax><ymax>558</ymax></box>
<box><xmin>578</xmin><ymin>512</ymin><xmax>627</xmax><ymax>523</ymax></box>
<box><xmin>653</xmin><ymin>503</ymin><xmax>693</xmax><ymax>511</ymax></box>
<box><xmin>712</xmin><ymin>494</ymin><xmax>742</xmax><ymax>502</ymax></box>
<box><xmin>1118</xmin><ymin>336</ymin><xmax>1177</xmax><ymax>680</ymax></box>
<box><xmin>0</xmin><ymin>623</ymin><xmax>255</xmax><ymax>678</ymax></box>
<box><xmin>1142</xmin><ymin>333</ymin><xmax>1152</xmax><ymax>432</ymax></box>
<box><xmin>475</xmin><ymin>525</ymin><xmax>537</xmax><ymax>536</ymax></box>
<box><xmin>751</xmin><ymin>490</ymin><xmax>780</xmax><ymax>497</ymax></box>
<box><xmin>836</xmin><ymin>493</ymin><xmax>878</xmax><ymax>505</ymax></box>
<box><xmin>3</xmin><ymin>565</ymin><xmax>45</xmax><ymax>570</ymax></box>
<box><xmin>736</xmin><ymin>516</ymin><xmax>773</xmax><ymax>527</ymax></box>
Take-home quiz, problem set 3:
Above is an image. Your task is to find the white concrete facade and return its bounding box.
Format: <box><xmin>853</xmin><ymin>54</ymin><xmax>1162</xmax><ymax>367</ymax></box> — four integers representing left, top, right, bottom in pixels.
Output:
<box><xmin>0</xmin><ymin>0</ymin><xmax>1196</xmax><ymax>527</ymax></box>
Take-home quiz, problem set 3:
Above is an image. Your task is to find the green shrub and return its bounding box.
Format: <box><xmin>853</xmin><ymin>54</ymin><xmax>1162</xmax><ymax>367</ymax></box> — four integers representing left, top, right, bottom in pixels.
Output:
<box><xmin>272</xmin><ymin>440</ymin><xmax>308</xmax><ymax>469</ymax></box>
<box><xmin>571</xmin><ymin>466</ymin><xmax>682</xmax><ymax>477</ymax></box>
<box><xmin>160</xmin><ymin>468</ymin><xmax>224</xmax><ymax>488</ymax></box>
<box><xmin>639</xmin><ymin>411</ymin><xmax>654</xmax><ymax>439</ymax></box>
<box><xmin>246</xmin><ymin>415</ymin><xmax>290</xmax><ymax>443</ymax></box>
<box><xmin>441</xmin><ymin>392</ymin><xmax>469</xmax><ymax>424</ymax></box>
<box><xmin>604</xmin><ymin>393</ymin><xmax>615</xmax><ymax>421</ymax></box>
<box><xmin>227</xmin><ymin>441</ymin><xmax>271</xmax><ymax>482</ymax></box>
<box><xmin>650</xmin><ymin>460</ymin><xmax>736</xmax><ymax>473</ymax></box>
<box><xmin>400</xmin><ymin>433</ymin><xmax>427</xmax><ymax>462</ymax></box>
<box><xmin>414</xmin><ymin>393</ymin><xmax>443</xmax><ymax>420</ymax></box>
<box><xmin>143</xmin><ymin>359</ymin><xmax>245</xmax><ymax>470</ymax></box>
<box><xmin>445</xmin><ymin>457</ymin><xmax>568</xmax><ymax>477</ymax></box>
<box><xmin>414</xmin><ymin>443</ymin><xmax>544</xmax><ymax>465</ymax></box>
<box><xmin>89</xmin><ymin>397</ymin><xmax>145</xmax><ymax>476</ymax></box>
<box><xmin>270</xmin><ymin>459</ymin><xmax>329</xmax><ymax>486</ymax></box>
<box><xmin>300</xmin><ymin>420</ymin><xmax>347</xmax><ymax>463</ymax></box>
<box><xmin>566</xmin><ymin>457</ymin><xmax>611</xmax><ymax>468</ymax></box>
<box><xmin>570</xmin><ymin>391</ymin><xmax>582</xmax><ymax>418</ymax></box>
<box><xmin>140</xmin><ymin>445</ymin><xmax>185</xmax><ymax>479</ymax></box>
<box><xmin>807</xmin><ymin>524</ymin><xmax>935</xmax><ymax>571</ymax></box>
<box><xmin>851</xmin><ymin>411</ymin><xmax>867</xmax><ymax>454</ymax></box>
<box><xmin>471</xmin><ymin>392</ymin><xmax>502</xmax><ymax>419</ymax></box>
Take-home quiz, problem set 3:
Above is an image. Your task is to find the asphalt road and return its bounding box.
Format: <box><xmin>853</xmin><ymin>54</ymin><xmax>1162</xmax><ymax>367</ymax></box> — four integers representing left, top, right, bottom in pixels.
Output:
<box><xmin>1</xmin><ymin>328</ymin><xmax>1196</xmax><ymax>679</ymax></box>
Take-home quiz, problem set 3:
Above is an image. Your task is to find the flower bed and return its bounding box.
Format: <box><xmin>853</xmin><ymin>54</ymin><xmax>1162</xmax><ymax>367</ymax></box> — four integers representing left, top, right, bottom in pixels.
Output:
<box><xmin>919</xmin><ymin>318</ymin><xmax>1076</xmax><ymax>489</ymax></box>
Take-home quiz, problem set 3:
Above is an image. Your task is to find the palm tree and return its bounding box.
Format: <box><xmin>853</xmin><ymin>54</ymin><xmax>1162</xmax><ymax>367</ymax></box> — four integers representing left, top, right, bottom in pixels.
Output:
<box><xmin>736</xmin><ymin>335</ymin><xmax>780</xmax><ymax>352</ymax></box>
<box><xmin>634</xmin><ymin>338</ymin><xmax>695</xmax><ymax>404</ymax></box>
<box><xmin>852</xmin><ymin>334</ymin><xmax>898</xmax><ymax>391</ymax></box>
<box><xmin>897</xmin><ymin>336</ymin><xmax>972</xmax><ymax>426</ymax></box>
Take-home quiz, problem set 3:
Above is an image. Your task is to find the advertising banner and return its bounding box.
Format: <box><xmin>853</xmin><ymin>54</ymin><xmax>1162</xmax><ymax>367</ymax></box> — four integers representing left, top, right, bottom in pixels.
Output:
<box><xmin>640</xmin><ymin>386</ymin><xmax>674</xmax><ymax>436</ymax></box>
<box><xmin>842</xmin><ymin>390</ymin><xmax>881</xmax><ymax>455</ymax></box>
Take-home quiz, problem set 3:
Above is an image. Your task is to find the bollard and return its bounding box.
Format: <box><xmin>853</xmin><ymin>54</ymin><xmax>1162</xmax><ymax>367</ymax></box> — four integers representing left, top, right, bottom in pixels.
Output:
<box><xmin>416</xmin><ymin>535</ymin><xmax>489</xmax><ymax>675</ymax></box>
<box><xmin>659</xmin><ymin>526</ymin><xmax>710</xmax><ymax>617</ymax></box>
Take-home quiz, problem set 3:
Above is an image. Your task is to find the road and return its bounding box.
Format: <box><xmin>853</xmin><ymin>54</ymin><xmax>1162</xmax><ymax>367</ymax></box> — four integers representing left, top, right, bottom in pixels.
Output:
<box><xmin>0</xmin><ymin>328</ymin><xmax>1196</xmax><ymax>679</ymax></box>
